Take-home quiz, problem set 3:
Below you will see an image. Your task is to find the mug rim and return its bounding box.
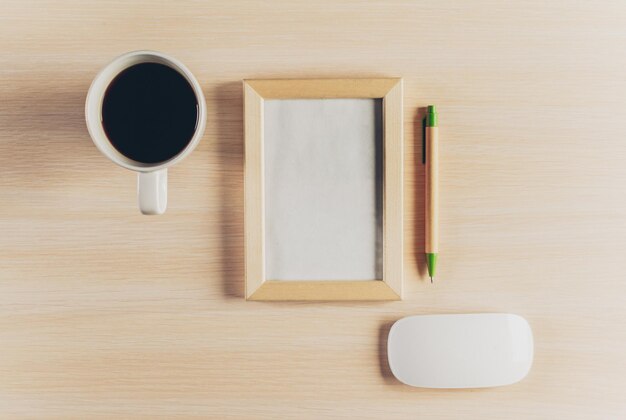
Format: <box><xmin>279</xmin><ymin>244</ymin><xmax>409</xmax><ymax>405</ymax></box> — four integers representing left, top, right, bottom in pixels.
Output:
<box><xmin>85</xmin><ymin>50</ymin><xmax>207</xmax><ymax>172</ymax></box>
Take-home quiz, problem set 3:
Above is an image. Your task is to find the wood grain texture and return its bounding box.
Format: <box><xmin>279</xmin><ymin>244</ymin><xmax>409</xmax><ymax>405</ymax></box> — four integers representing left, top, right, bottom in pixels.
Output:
<box><xmin>245</xmin><ymin>78</ymin><xmax>400</xmax><ymax>99</ymax></box>
<box><xmin>1</xmin><ymin>0</ymin><xmax>626</xmax><ymax>418</ymax></box>
<box><xmin>243</xmin><ymin>83</ymin><xmax>264</xmax><ymax>299</ymax></box>
<box><xmin>248</xmin><ymin>280</ymin><xmax>400</xmax><ymax>302</ymax></box>
<box><xmin>244</xmin><ymin>79</ymin><xmax>402</xmax><ymax>300</ymax></box>
<box><xmin>382</xmin><ymin>80</ymin><xmax>404</xmax><ymax>297</ymax></box>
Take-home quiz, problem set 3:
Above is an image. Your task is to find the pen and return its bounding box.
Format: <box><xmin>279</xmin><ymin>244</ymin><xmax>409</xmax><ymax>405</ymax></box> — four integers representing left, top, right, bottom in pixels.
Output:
<box><xmin>425</xmin><ymin>105</ymin><xmax>439</xmax><ymax>282</ymax></box>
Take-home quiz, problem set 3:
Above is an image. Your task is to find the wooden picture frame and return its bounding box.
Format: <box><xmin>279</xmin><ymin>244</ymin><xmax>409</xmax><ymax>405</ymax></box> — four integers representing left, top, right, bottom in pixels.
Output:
<box><xmin>244</xmin><ymin>78</ymin><xmax>403</xmax><ymax>301</ymax></box>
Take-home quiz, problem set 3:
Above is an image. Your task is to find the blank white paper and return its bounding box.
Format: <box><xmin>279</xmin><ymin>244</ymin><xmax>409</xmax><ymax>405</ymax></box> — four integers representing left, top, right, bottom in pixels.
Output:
<box><xmin>264</xmin><ymin>99</ymin><xmax>382</xmax><ymax>281</ymax></box>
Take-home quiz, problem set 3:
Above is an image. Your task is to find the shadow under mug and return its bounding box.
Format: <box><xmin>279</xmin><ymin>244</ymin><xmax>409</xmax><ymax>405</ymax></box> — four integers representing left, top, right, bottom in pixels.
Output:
<box><xmin>85</xmin><ymin>50</ymin><xmax>207</xmax><ymax>215</ymax></box>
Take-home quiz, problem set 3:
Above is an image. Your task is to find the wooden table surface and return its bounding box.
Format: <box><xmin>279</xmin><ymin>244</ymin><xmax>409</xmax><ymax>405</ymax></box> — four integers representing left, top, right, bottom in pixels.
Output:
<box><xmin>1</xmin><ymin>1</ymin><xmax>625</xmax><ymax>418</ymax></box>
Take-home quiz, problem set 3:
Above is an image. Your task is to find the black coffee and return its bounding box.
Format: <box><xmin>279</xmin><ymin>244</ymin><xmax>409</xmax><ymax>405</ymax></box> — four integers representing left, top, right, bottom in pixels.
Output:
<box><xmin>102</xmin><ymin>62</ymin><xmax>199</xmax><ymax>164</ymax></box>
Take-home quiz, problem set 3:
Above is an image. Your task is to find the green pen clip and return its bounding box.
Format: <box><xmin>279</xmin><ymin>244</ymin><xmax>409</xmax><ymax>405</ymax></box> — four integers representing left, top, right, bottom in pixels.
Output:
<box><xmin>423</xmin><ymin>105</ymin><xmax>438</xmax><ymax>164</ymax></box>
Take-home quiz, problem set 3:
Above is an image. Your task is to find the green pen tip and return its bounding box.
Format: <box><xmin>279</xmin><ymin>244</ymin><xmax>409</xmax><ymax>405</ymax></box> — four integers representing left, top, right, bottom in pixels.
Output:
<box><xmin>426</xmin><ymin>253</ymin><xmax>438</xmax><ymax>278</ymax></box>
<box><xmin>427</xmin><ymin>105</ymin><xmax>436</xmax><ymax>113</ymax></box>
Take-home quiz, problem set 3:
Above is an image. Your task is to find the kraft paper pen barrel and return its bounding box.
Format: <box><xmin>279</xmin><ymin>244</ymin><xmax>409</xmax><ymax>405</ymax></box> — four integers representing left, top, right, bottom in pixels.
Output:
<box><xmin>425</xmin><ymin>105</ymin><xmax>439</xmax><ymax>282</ymax></box>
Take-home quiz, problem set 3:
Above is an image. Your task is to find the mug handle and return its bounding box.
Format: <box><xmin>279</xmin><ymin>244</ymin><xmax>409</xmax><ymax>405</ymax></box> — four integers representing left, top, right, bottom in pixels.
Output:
<box><xmin>137</xmin><ymin>169</ymin><xmax>167</xmax><ymax>215</ymax></box>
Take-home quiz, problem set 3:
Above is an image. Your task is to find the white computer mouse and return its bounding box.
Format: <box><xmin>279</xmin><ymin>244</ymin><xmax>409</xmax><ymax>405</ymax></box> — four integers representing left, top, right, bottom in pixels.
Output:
<box><xmin>387</xmin><ymin>313</ymin><xmax>533</xmax><ymax>388</ymax></box>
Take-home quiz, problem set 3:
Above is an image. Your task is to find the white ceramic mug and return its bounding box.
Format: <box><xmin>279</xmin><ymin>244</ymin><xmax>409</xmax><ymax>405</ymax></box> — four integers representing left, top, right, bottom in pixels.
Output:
<box><xmin>85</xmin><ymin>50</ymin><xmax>206</xmax><ymax>215</ymax></box>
